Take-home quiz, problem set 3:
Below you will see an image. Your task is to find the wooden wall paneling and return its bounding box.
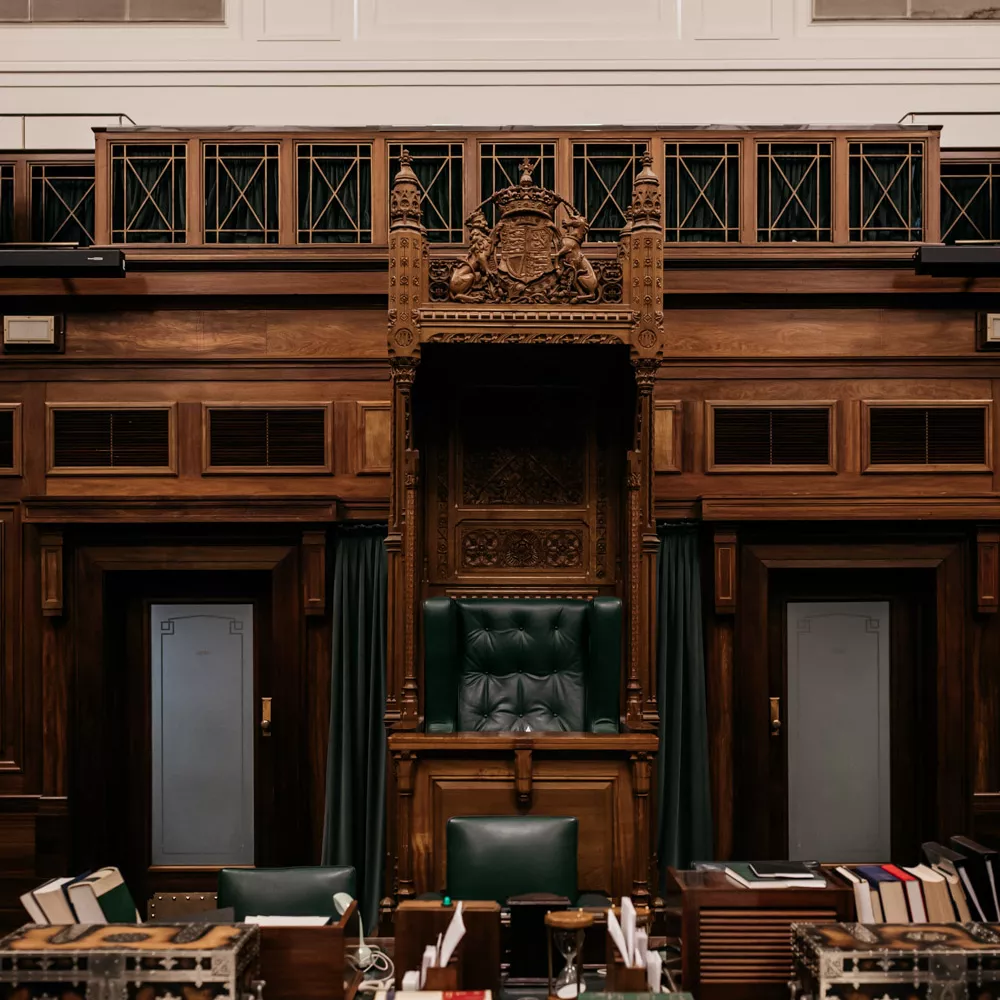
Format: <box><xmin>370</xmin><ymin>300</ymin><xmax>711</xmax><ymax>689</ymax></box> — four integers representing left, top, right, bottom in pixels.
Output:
<box><xmin>925</xmin><ymin>130</ymin><xmax>942</xmax><ymax>246</ymax></box>
<box><xmin>713</xmin><ymin>530</ymin><xmax>737</xmax><ymax>614</ymax></box>
<box><xmin>278</xmin><ymin>137</ymin><xmax>296</xmax><ymax>246</ymax></box>
<box><xmin>706</xmin><ymin>615</ymin><xmax>734</xmax><ymax>859</ymax></box>
<box><xmin>357</xmin><ymin>401</ymin><xmax>392</xmax><ymax>475</ymax></box>
<box><xmin>301</xmin><ymin>530</ymin><xmax>326</xmax><ymax>616</ymax></box>
<box><xmin>978</xmin><ymin>528</ymin><xmax>1000</xmax><ymax>613</ymax></box>
<box><xmin>39</xmin><ymin>531</ymin><xmax>63</xmax><ymax>617</ymax></box>
<box><xmin>652</xmin><ymin>400</ymin><xmax>682</xmax><ymax>473</ymax></box>
<box><xmin>186</xmin><ymin>137</ymin><xmax>203</xmax><ymax>247</ymax></box>
<box><xmin>92</xmin><ymin>134</ymin><xmax>110</xmax><ymax>246</ymax></box>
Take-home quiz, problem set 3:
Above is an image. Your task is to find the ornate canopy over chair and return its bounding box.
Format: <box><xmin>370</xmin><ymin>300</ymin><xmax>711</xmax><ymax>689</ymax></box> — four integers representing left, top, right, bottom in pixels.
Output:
<box><xmin>384</xmin><ymin>154</ymin><xmax>663</xmax><ymax>905</ymax></box>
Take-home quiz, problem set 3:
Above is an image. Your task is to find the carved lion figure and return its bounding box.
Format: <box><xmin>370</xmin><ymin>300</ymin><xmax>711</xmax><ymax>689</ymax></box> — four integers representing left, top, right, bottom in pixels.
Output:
<box><xmin>449</xmin><ymin>210</ymin><xmax>494</xmax><ymax>302</ymax></box>
<box><xmin>557</xmin><ymin>210</ymin><xmax>599</xmax><ymax>302</ymax></box>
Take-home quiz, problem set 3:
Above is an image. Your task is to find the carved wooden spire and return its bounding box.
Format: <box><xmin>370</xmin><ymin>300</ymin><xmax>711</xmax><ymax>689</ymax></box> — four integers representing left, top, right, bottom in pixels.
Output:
<box><xmin>629</xmin><ymin>152</ymin><xmax>662</xmax><ymax>230</ymax></box>
<box><xmin>390</xmin><ymin>149</ymin><xmax>424</xmax><ymax>230</ymax></box>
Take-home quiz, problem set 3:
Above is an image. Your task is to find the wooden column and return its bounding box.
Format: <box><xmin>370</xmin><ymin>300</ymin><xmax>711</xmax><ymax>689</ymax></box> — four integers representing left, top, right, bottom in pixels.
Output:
<box><xmin>386</xmin><ymin>150</ymin><xmax>426</xmax><ymax>730</ymax></box>
<box><xmin>621</xmin><ymin>152</ymin><xmax>664</xmax><ymax>730</ymax></box>
<box><xmin>630</xmin><ymin>750</ymin><xmax>653</xmax><ymax>906</ymax></box>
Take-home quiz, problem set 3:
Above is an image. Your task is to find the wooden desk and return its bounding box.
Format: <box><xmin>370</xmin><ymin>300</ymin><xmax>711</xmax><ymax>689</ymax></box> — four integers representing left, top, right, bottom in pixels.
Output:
<box><xmin>668</xmin><ymin>867</ymin><xmax>855</xmax><ymax>1000</ymax></box>
<box><xmin>388</xmin><ymin>731</ymin><xmax>659</xmax><ymax>903</ymax></box>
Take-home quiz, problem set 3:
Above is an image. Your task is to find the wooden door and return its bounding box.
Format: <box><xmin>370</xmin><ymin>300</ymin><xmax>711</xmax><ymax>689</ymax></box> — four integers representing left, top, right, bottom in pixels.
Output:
<box><xmin>107</xmin><ymin>570</ymin><xmax>279</xmax><ymax>902</ymax></box>
<box><xmin>753</xmin><ymin>567</ymin><xmax>934</xmax><ymax>860</ymax></box>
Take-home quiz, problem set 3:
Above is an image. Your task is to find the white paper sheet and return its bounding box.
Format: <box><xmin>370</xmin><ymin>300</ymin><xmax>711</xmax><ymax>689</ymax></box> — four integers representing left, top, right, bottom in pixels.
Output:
<box><xmin>420</xmin><ymin>944</ymin><xmax>437</xmax><ymax>987</ymax></box>
<box><xmin>621</xmin><ymin>897</ymin><xmax>637</xmax><ymax>967</ymax></box>
<box><xmin>646</xmin><ymin>950</ymin><xmax>662</xmax><ymax>993</ymax></box>
<box><xmin>244</xmin><ymin>915</ymin><xmax>331</xmax><ymax>926</ymax></box>
<box><xmin>607</xmin><ymin>908</ymin><xmax>629</xmax><ymax>965</ymax></box>
<box><xmin>634</xmin><ymin>927</ymin><xmax>648</xmax><ymax>966</ymax></box>
<box><xmin>438</xmin><ymin>901</ymin><xmax>466</xmax><ymax>967</ymax></box>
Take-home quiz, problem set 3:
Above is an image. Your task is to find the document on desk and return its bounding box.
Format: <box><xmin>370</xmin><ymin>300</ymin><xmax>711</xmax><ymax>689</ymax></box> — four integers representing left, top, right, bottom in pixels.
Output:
<box><xmin>621</xmin><ymin>896</ymin><xmax>637</xmax><ymax>967</ymax></box>
<box><xmin>243</xmin><ymin>915</ymin><xmax>331</xmax><ymax>926</ymax></box>
<box><xmin>438</xmin><ymin>900</ymin><xmax>465</xmax><ymax>967</ymax></box>
<box><xmin>607</xmin><ymin>907</ymin><xmax>629</xmax><ymax>965</ymax></box>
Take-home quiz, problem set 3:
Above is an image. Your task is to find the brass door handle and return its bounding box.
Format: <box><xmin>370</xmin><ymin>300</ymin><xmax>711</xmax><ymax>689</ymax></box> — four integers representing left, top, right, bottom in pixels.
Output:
<box><xmin>769</xmin><ymin>696</ymin><xmax>781</xmax><ymax>737</ymax></box>
<box><xmin>261</xmin><ymin>696</ymin><xmax>272</xmax><ymax>737</ymax></box>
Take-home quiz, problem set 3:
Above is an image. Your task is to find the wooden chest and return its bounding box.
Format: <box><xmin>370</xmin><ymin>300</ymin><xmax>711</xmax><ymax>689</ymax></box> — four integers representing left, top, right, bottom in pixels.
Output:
<box><xmin>0</xmin><ymin>923</ymin><xmax>260</xmax><ymax>1000</ymax></box>
<box><xmin>792</xmin><ymin>922</ymin><xmax>1000</xmax><ymax>1000</ymax></box>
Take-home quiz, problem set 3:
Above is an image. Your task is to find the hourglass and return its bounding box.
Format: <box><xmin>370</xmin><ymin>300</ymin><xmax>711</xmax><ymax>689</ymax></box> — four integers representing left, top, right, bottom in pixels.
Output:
<box><xmin>545</xmin><ymin>909</ymin><xmax>594</xmax><ymax>1000</ymax></box>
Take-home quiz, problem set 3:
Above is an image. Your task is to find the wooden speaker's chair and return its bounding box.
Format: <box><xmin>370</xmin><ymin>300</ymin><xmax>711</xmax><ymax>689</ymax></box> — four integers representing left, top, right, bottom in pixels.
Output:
<box><xmin>423</xmin><ymin>597</ymin><xmax>622</xmax><ymax>734</ymax></box>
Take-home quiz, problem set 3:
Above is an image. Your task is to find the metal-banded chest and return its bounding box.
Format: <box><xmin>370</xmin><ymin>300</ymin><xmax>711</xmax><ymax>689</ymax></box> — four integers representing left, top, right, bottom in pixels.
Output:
<box><xmin>792</xmin><ymin>921</ymin><xmax>1000</xmax><ymax>1000</ymax></box>
<box><xmin>0</xmin><ymin>923</ymin><xmax>260</xmax><ymax>1000</ymax></box>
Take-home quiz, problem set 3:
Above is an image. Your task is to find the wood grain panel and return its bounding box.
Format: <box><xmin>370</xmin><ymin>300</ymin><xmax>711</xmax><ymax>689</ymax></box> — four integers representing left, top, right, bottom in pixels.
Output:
<box><xmin>653</xmin><ymin>401</ymin><xmax>681</xmax><ymax>473</ymax></box>
<box><xmin>665</xmin><ymin>309</ymin><xmax>976</xmax><ymax>359</ymax></box>
<box><xmin>357</xmin><ymin>402</ymin><xmax>392</xmax><ymax>475</ymax></box>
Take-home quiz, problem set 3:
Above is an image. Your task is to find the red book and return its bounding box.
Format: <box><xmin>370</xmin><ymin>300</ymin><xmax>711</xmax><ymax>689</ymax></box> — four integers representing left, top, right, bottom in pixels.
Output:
<box><xmin>883</xmin><ymin>864</ymin><xmax>927</xmax><ymax>922</ymax></box>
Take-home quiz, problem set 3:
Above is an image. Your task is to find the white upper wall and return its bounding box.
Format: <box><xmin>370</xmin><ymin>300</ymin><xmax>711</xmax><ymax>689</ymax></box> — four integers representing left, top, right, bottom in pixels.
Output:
<box><xmin>0</xmin><ymin>0</ymin><xmax>997</xmax><ymax>148</ymax></box>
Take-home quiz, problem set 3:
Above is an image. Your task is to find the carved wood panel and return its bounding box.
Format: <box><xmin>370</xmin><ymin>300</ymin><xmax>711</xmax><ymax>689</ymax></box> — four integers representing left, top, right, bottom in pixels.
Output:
<box><xmin>420</xmin><ymin>349</ymin><xmax>626</xmax><ymax>592</ymax></box>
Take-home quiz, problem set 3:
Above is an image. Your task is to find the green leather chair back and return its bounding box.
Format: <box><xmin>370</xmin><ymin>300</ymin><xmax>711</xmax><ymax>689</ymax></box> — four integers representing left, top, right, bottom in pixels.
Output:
<box><xmin>446</xmin><ymin>816</ymin><xmax>578</xmax><ymax>903</ymax></box>
<box><xmin>217</xmin><ymin>866</ymin><xmax>356</xmax><ymax>921</ymax></box>
<box><xmin>424</xmin><ymin>597</ymin><xmax>621</xmax><ymax>734</ymax></box>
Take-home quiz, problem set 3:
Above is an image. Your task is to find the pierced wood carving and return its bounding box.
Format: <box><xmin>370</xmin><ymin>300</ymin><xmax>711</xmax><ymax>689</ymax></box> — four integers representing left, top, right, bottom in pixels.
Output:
<box><xmin>460</xmin><ymin>527</ymin><xmax>585</xmax><ymax>570</ymax></box>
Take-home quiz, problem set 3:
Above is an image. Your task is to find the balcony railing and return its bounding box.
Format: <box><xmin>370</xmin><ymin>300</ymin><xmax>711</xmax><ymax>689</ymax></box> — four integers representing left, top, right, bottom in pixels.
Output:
<box><xmin>0</xmin><ymin>125</ymin><xmax>967</xmax><ymax>255</ymax></box>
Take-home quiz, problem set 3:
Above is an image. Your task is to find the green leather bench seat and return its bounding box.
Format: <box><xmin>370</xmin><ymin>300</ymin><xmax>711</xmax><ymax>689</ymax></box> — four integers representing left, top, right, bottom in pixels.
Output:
<box><xmin>447</xmin><ymin>816</ymin><xmax>578</xmax><ymax>902</ymax></box>
<box><xmin>217</xmin><ymin>865</ymin><xmax>356</xmax><ymax>921</ymax></box>
<box><xmin>424</xmin><ymin>597</ymin><xmax>621</xmax><ymax>734</ymax></box>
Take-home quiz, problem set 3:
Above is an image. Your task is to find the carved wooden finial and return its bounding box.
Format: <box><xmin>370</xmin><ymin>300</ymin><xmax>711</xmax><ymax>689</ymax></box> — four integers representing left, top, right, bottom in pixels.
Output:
<box><xmin>518</xmin><ymin>157</ymin><xmax>535</xmax><ymax>185</ymax></box>
<box><xmin>390</xmin><ymin>147</ymin><xmax>423</xmax><ymax>230</ymax></box>
<box><xmin>629</xmin><ymin>150</ymin><xmax>662</xmax><ymax>229</ymax></box>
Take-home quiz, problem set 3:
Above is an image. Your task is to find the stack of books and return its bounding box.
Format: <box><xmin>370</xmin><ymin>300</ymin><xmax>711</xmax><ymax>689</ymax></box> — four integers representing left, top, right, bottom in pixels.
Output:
<box><xmin>20</xmin><ymin>866</ymin><xmax>140</xmax><ymax>924</ymax></box>
<box><xmin>835</xmin><ymin>837</ymin><xmax>999</xmax><ymax>924</ymax></box>
<box><xmin>716</xmin><ymin>835</ymin><xmax>1000</xmax><ymax>926</ymax></box>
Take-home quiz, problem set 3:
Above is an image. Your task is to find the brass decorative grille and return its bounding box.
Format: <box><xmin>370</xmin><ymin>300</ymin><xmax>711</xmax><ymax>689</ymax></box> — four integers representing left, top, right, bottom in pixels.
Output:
<box><xmin>480</xmin><ymin>142</ymin><xmax>556</xmax><ymax>224</ymax></box>
<box><xmin>573</xmin><ymin>141</ymin><xmax>648</xmax><ymax>242</ymax></box>
<box><xmin>941</xmin><ymin>160</ymin><xmax>1000</xmax><ymax>243</ymax></box>
<box><xmin>297</xmin><ymin>143</ymin><xmax>372</xmax><ymax>244</ymax></box>
<box><xmin>757</xmin><ymin>142</ymin><xmax>832</xmax><ymax>242</ymax></box>
<box><xmin>848</xmin><ymin>141</ymin><xmax>924</xmax><ymax>242</ymax></box>
<box><xmin>30</xmin><ymin>162</ymin><xmax>95</xmax><ymax>245</ymax></box>
<box><xmin>0</xmin><ymin>164</ymin><xmax>12</xmax><ymax>243</ymax></box>
<box><xmin>388</xmin><ymin>143</ymin><xmax>463</xmax><ymax>243</ymax></box>
<box><xmin>204</xmin><ymin>143</ymin><xmax>278</xmax><ymax>244</ymax></box>
<box><xmin>110</xmin><ymin>143</ymin><xmax>187</xmax><ymax>243</ymax></box>
<box><xmin>664</xmin><ymin>142</ymin><xmax>740</xmax><ymax>243</ymax></box>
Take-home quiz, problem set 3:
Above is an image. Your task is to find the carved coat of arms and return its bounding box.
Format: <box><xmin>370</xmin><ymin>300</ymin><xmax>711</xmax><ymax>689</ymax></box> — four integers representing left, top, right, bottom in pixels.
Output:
<box><xmin>448</xmin><ymin>160</ymin><xmax>600</xmax><ymax>305</ymax></box>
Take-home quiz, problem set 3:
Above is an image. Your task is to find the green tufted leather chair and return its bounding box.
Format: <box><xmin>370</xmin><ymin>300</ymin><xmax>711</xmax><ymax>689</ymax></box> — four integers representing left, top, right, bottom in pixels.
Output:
<box><xmin>446</xmin><ymin>816</ymin><xmax>578</xmax><ymax>902</ymax></box>
<box><xmin>217</xmin><ymin>866</ymin><xmax>356</xmax><ymax>921</ymax></box>
<box><xmin>423</xmin><ymin>597</ymin><xmax>621</xmax><ymax>733</ymax></box>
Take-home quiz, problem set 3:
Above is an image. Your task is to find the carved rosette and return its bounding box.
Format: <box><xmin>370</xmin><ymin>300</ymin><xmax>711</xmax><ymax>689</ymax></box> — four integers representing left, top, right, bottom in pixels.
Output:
<box><xmin>389</xmin><ymin>150</ymin><xmax>426</xmax><ymax>360</ymax></box>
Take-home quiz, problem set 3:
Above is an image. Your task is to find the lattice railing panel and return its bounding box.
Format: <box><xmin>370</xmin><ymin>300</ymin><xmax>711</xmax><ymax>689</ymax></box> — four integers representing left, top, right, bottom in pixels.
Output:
<box><xmin>110</xmin><ymin>143</ymin><xmax>187</xmax><ymax>244</ymax></box>
<box><xmin>297</xmin><ymin>142</ymin><xmax>372</xmax><ymax>244</ymax></box>
<box><xmin>664</xmin><ymin>142</ymin><xmax>740</xmax><ymax>242</ymax></box>
<box><xmin>204</xmin><ymin>143</ymin><xmax>279</xmax><ymax>244</ymax></box>
<box><xmin>389</xmin><ymin>142</ymin><xmax>464</xmax><ymax>243</ymax></box>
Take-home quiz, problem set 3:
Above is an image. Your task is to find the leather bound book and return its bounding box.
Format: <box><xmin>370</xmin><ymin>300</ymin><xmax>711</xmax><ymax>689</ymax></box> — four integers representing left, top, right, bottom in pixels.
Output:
<box><xmin>855</xmin><ymin>866</ymin><xmax>909</xmax><ymax>923</ymax></box>
<box><xmin>924</xmin><ymin>841</ymin><xmax>987</xmax><ymax>921</ymax></box>
<box><xmin>904</xmin><ymin>864</ymin><xmax>957</xmax><ymax>923</ymax></box>
<box><xmin>951</xmin><ymin>836</ymin><xmax>1000</xmax><ymax>921</ymax></box>
<box><xmin>882</xmin><ymin>864</ymin><xmax>926</xmax><ymax>922</ymax></box>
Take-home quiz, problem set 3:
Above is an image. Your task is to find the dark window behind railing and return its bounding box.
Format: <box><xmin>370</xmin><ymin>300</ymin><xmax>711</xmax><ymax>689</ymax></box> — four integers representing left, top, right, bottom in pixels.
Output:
<box><xmin>0</xmin><ymin>164</ymin><xmax>12</xmax><ymax>243</ymax></box>
<box><xmin>30</xmin><ymin>162</ymin><xmax>95</xmax><ymax>246</ymax></box>
<box><xmin>110</xmin><ymin>143</ymin><xmax>187</xmax><ymax>244</ymax></box>
<box><xmin>297</xmin><ymin>143</ymin><xmax>372</xmax><ymax>244</ymax></box>
<box><xmin>849</xmin><ymin>141</ymin><xmax>924</xmax><ymax>242</ymax></box>
<box><xmin>664</xmin><ymin>142</ymin><xmax>740</xmax><ymax>242</ymax></box>
<box><xmin>204</xmin><ymin>143</ymin><xmax>278</xmax><ymax>244</ymax></box>
<box><xmin>388</xmin><ymin>142</ymin><xmax>464</xmax><ymax>243</ymax></box>
<box><xmin>941</xmin><ymin>160</ymin><xmax>1000</xmax><ymax>243</ymax></box>
<box><xmin>573</xmin><ymin>141</ymin><xmax>647</xmax><ymax>242</ymax></box>
<box><xmin>757</xmin><ymin>141</ymin><xmax>832</xmax><ymax>242</ymax></box>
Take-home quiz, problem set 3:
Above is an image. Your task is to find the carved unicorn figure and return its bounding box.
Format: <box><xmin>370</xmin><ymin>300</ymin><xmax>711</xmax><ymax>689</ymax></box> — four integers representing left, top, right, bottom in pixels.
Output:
<box><xmin>557</xmin><ymin>210</ymin><xmax>599</xmax><ymax>302</ymax></box>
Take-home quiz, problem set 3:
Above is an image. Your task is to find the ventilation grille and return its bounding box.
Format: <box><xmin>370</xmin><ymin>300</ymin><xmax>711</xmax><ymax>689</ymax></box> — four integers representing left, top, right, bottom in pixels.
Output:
<box><xmin>713</xmin><ymin>407</ymin><xmax>830</xmax><ymax>467</ymax></box>
<box><xmin>0</xmin><ymin>410</ymin><xmax>14</xmax><ymax>469</ymax></box>
<box><xmin>208</xmin><ymin>408</ymin><xmax>327</xmax><ymax>468</ymax></box>
<box><xmin>698</xmin><ymin>908</ymin><xmax>837</xmax><ymax>984</ymax></box>
<box><xmin>869</xmin><ymin>406</ymin><xmax>987</xmax><ymax>467</ymax></box>
<box><xmin>52</xmin><ymin>408</ymin><xmax>170</xmax><ymax>469</ymax></box>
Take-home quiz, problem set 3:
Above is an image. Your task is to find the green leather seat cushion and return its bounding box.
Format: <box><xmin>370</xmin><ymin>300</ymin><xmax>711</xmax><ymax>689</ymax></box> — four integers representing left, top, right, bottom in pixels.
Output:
<box><xmin>457</xmin><ymin>601</ymin><xmax>586</xmax><ymax>732</ymax></box>
<box><xmin>446</xmin><ymin>816</ymin><xmax>577</xmax><ymax>903</ymax></box>
<box><xmin>217</xmin><ymin>866</ymin><xmax>356</xmax><ymax>921</ymax></box>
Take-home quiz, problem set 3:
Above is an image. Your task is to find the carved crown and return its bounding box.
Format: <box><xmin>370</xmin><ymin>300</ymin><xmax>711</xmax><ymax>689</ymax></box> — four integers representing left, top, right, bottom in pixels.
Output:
<box><xmin>491</xmin><ymin>158</ymin><xmax>561</xmax><ymax>219</ymax></box>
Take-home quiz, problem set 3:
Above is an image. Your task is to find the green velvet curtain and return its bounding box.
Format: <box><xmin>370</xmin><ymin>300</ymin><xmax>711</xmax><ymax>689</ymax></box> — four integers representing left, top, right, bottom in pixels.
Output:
<box><xmin>656</xmin><ymin>523</ymin><xmax>713</xmax><ymax>881</ymax></box>
<box><xmin>321</xmin><ymin>525</ymin><xmax>387</xmax><ymax>932</ymax></box>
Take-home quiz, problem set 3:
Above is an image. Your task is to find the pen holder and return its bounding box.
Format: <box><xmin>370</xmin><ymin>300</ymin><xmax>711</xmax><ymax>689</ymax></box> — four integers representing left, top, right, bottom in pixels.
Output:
<box><xmin>423</xmin><ymin>955</ymin><xmax>460</xmax><ymax>991</ymax></box>
<box><xmin>605</xmin><ymin>934</ymin><xmax>647</xmax><ymax>992</ymax></box>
